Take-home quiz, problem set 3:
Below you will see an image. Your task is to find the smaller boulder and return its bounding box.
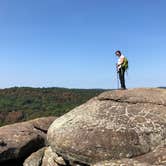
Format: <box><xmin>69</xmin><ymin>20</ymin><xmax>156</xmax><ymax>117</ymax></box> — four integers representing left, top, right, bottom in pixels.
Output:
<box><xmin>23</xmin><ymin>147</ymin><xmax>46</xmax><ymax>166</ymax></box>
<box><xmin>24</xmin><ymin>146</ymin><xmax>67</xmax><ymax>166</ymax></box>
<box><xmin>0</xmin><ymin>116</ymin><xmax>56</xmax><ymax>163</ymax></box>
<box><xmin>42</xmin><ymin>146</ymin><xmax>66</xmax><ymax>166</ymax></box>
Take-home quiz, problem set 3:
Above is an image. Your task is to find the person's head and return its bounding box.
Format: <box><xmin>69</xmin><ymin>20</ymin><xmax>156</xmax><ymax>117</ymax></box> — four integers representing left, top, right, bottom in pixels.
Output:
<box><xmin>115</xmin><ymin>50</ymin><xmax>121</xmax><ymax>57</ymax></box>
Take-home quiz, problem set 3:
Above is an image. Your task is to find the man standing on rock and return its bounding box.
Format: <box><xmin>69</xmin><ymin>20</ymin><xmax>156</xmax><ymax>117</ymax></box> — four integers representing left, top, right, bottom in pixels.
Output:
<box><xmin>115</xmin><ymin>50</ymin><xmax>127</xmax><ymax>90</ymax></box>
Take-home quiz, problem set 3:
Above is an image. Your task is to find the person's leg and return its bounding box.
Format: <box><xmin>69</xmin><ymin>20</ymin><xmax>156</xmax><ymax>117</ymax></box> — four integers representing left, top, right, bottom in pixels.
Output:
<box><xmin>121</xmin><ymin>68</ymin><xmax>126</xmax><ymax>89</ymax></box>
<box><xmin>119</xmin><ymin>68</ymin><xmax>123</xmax><ymax>89</ymax></box>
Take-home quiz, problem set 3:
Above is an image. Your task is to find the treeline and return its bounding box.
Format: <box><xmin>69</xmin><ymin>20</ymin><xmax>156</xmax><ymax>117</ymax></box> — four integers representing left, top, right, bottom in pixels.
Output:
<box><xmin>0</xmin><ymin>87</ymin><xmax>106</xmax><ymax>126</ymax></box>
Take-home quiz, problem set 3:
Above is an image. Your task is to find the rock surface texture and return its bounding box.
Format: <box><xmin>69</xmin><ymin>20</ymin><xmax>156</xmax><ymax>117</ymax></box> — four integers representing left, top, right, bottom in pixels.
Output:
<box><xmin>24</xmin><ymin>146</ymin><xmax>67</xmax><ymax>166</ymax></box>
<box><xmin>0</xmin><ymin>116</ymin><xmax>56</xmax><ymax>163</ymax></box>
<box><xmin>23</xmin><ymin>147</ymin><xmax>46</xmax><ymax>166</ymax></box>
<box><xmin>47</xmin><ymin>88</ymin><xmax>166</xmax><ymax>165</ymax></box>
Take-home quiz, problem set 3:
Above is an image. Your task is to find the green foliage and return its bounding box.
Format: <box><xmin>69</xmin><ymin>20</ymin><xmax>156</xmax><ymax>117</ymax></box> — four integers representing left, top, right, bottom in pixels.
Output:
<box><xmin>0</xmin><ymin>87</ymin><xmax>106</xmax><ymax>126</ymax></box>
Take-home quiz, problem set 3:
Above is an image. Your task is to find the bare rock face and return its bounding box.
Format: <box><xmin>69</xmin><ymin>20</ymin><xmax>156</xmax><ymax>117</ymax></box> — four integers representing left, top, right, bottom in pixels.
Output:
<box><xmin>135</xmin><ymin>147</ymin><xmax>166</xmax><ymax>165</ymax></box>
<box><xmin>92</xmin><ymin>147</ymin><xmax>166</xmax><ymax>166</ymax></box>
<box><xmin>42</xmin><ymin>146</ymin><xmax>64</xmax><ymax>166</ymax></box>
<box><xmin>0</xmin><ymin>117</ymin><xmax>56</xmax><ymax>163</ymax></box>
<box><xmin>23</xmin><ymin>147</ymin><xmax>46</xmax><ymax>166</ymax></box>
<box><xmin>91</xmin><ymin>159</ymin><xmax>149</xmax><ymax>166</ymax></box>
<box><xmin>47</xmin><ymin>88</ymin><xmax>166</xmax><ymax>165</ymax></box>
<box><xmin>24</xmin><ymin>146</ymin><xmax>66</xmax><ymax>166</ymax></box>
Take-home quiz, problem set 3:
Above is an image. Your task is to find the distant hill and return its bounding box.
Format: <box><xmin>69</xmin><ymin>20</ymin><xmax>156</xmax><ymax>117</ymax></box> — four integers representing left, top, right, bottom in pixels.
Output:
<box><xmin>159</xmin><ymin>87</ymin><xmax>166</xmax><ymax>89</ymax></box>
<box><xmin>0</xmin><ymin>87</ymin><xmax>107</xmax><ymax>126</ymax></box>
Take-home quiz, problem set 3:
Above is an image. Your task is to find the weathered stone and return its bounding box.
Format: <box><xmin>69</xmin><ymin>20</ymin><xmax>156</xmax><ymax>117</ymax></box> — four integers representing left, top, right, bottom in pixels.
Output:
<box><xmin>91</xmin><ymin>159</ymin><xmax>149</xmax><ymax>166</ymax></box>
<box><xmin>47</xmin><ymin>88</ymin><xmax>166</xmax><ymax>165</ymax></box>
<box><xmin>55</xmin><ymin>155</ymin><xmax>66</xmax><ymax>165</ymax></box>
<box><xmin>91</xmin><ymin>147</ymin><xmax>166</xmax><ymax>166</ymax></box>
<box><xmin>42</xmin><ymin>146</ymin><xmax>59</xmax><ymax>166</ymax></box>
<box><xmin>135</xmin><ymin>147</ymin><xmax>166</xmax><ymax>165</ymax></box>
<box><xmin>23</xmin><ymin>147</ymin><xmax>46</xmax><ymax>166</ymax></box>
<box><xmin>0</xmin><ymin>117</ymin><xmax>56</xmax><ymax>163</ymax></box>
<box><xmin>98</xmin><ymin>88</ymin><xmax>166</xmax><ymax>106</ymax></box>
<box><xmin>23</xmin><ymin>146</ymin><xmax>67</xmax><ymax>166</ymax></box>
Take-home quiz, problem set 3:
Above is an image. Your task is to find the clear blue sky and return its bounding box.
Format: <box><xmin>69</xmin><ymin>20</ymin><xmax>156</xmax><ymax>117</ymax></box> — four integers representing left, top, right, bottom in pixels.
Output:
<box><xmin>0</xmin><ymin>0</ymin><xmax>165</xmax><ymax>89</ymax></box>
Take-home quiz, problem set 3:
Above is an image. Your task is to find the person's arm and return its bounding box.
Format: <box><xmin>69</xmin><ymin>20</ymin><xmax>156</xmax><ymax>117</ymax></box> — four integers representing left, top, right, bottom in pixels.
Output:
<box><xmin>117</xmin><ymin>56</ymin><xmax>124</xmax><ymax>67</ymax></box>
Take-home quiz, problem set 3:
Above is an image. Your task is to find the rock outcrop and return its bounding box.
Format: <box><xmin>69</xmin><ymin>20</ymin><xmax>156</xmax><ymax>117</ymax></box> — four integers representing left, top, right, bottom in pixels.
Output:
<box><xmin>23</xmin><ymin>147</ymin><xmax>46</xmax><ymax>166</ymax></box>
<box><xmin>0</xmin><ymin>116</ymin><xmax>56</xmax><ymax>164</ymax></box>
<box><xmin>47</xmin><ymin>88</ymin><xmax>166</xmax><ymax>165</ymax></box>
<box><xmin>24</xmin><ymin>146</ymin><xmax>67</xmax><ymax>166</ymax></box>
<box><xmin>92</xmin><ymin>147</ymin><xmax>166</xmax><ymax>166</ymax></box>
<box><xmin>42</xmin><ymin>146</ymin><xmax>66</xmax><ymax>166</ymax></box>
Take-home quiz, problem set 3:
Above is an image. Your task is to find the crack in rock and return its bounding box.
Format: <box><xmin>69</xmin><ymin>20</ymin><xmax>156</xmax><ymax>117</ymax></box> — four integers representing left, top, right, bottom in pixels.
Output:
<box><xmin>33</xmin><ymin>126</ymin><xmax>48</xmax><ymax>134</ymax></box>
<box><xmin>98</xmin><ymin>98</ymin><xmax>166</xmax><ymax>107</ymax></box>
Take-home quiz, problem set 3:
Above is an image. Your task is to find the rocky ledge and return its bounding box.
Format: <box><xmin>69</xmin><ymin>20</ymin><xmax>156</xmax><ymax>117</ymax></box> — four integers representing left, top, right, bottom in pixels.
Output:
<box><xmin>0</xmin><ymin>116</ymin><xmax>56</xmax><ymax>165</ymax></box>
<box><xmin>45</xmin><ymin>88</ymin><xmax>166</xmax><ymax>166</ymax></box>
<box><xmin>1</xmin><ymin>88</ymin><xmax>166</xmax><ymax>166</ymax></box>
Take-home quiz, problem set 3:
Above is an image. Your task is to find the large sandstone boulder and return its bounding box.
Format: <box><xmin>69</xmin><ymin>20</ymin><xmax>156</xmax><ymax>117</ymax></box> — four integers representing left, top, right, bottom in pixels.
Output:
<box><xmin>0</xmin><ymin>116</ymin><xmax>56</xmax><ymax>163</ymax></box>
<box><xmin>47</xmin><ymin>88</ymin><xmax>166</xmax><ymax>165</ymax></box>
